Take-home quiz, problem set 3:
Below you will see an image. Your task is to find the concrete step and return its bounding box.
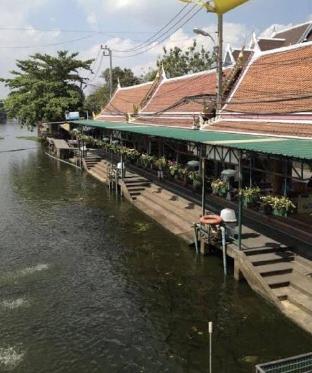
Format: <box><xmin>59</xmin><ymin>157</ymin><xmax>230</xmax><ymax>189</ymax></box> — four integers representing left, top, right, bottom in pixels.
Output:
<box><xmin>281</xmin><ymin>300</ymin><xmax>312</xmax><ymax>334</ymax></box>
<box><xmin>129</xmin><ymin>191</ymin><xmax>142</xmax><ymax>197</ymax></box>
<box><xmin>248</xmin><ymin>251</ymin><xmax>294</xmax><ymax>266</ymax></box>
<box><xmin>264</xmin><ymin>274</ymin><xmax>291</xmax><ymax>288</ymax></box>
<box><xmin>134</xmin><ymin>196</ymin><xmax>193</xmax><ymax>236</ymax></box>
<box><xmin>126</xmin><ymin>186</ymin><xmax>146</xmax><ymax>192</ymax></box>
<box><xmin>288</xmin><ymin>286</ymin><xmax>312</xmax><ymax>316</ymax></box>
<box><xmin>255</xmin><ymin>262</ymin><xmax>293</xmax><ymax>277</ymax></box>
<box><xmin>291</xmin><ymin>272</ymin><xmax>312</xmax><ymax>297</ymax></box>
<box><xmin>124</xmin><ymin>179</ymin><xmax>150</xmax><ymax>186</ymax></box>
<box><xmin>244</xmin><ymin>245</ymin><xmax>287</xmax><ymax>256</ymax></box>
<box><xmin>272</xmin><ymin>287</ymin><xmax>289</xmax><ymax>301</ymax></box>
<box><xmin>140</xmin><ymin>187</ymin><xmax>200</xmax><ymax>223</ymax></box>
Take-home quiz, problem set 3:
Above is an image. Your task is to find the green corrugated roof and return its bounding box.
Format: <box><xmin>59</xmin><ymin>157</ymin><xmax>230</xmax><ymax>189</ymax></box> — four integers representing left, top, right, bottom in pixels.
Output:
<box><xmin>70</xmin><ymin>119</ymin><xmax>312</xmax><ymax>161</ymax></box>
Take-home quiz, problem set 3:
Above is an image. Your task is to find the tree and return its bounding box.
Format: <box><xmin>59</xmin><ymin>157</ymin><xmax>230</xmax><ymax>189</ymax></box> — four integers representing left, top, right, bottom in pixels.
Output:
<box><xmin>84</xmin><ymin>66</ymin><xmax>141</xmax><ymax>114</ymax></box>
<box><xmin>146</xmin><ymin>40</ymin><xmax>215</xmax><ymax>80</ymax></box>
<box><xmin>1</xmin><ymin>51</ymin><xmax>93</xmax><ymax>126</ymax></box>
<box><xmin>102</xmin><ymin>66</ymin><xmax>141</xmax><ymax>90</ymax></box>
<box><xmin>84</xmin><ymin>85</ymin><xmax>109</xmax><ymax>114</ymax></box>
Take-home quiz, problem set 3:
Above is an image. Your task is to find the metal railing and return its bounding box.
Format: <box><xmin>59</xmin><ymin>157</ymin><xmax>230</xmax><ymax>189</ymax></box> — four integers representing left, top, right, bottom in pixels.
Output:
<box><xmin>256</xmin><ymin>353</ymin><xmax>312</xmax><ymax>373</ymax></box>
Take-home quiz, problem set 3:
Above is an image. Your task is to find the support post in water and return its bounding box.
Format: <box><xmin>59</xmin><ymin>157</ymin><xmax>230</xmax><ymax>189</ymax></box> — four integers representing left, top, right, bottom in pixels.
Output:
<box><xmin>208</xmin><ymin>321</ymin><xmax>213</xmax><ymax>373</ymax></box>
<box><xmin>201</xmin><ymin>146</ymin><xmax>206</xmax><ymax>216</ymax></box>
<box><xmin>238</xmin><ymin>151</ymin><xmax>243</xmax><ymax>250</ymax></box>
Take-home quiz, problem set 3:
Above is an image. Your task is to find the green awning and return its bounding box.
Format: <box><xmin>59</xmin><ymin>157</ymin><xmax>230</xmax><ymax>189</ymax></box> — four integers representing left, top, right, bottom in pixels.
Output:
<box><xmin>69</xmin><ymin>119</ymin><xmax>312</xmax><ymax>161</ymax></box>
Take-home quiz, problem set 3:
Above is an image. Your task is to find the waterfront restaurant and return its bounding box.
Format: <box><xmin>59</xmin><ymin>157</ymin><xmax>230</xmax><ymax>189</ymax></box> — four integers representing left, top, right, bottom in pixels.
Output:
<box><xmin>65</xmin><ymin>41</ymin><xmax>312</xmax><ymax>244</ymax></box>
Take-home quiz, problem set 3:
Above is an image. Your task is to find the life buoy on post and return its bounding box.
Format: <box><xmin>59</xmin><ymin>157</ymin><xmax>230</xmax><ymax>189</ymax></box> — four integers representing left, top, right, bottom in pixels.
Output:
<box><xmin>199</xmin><ymin>214</ymin><xmax>222</xmax><ymax>226</ymax></box>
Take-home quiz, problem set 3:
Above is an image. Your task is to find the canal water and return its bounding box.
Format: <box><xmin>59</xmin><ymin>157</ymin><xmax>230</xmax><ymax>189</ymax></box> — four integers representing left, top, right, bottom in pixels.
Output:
<box><xmin>0</xmin><ymin>122</ymin><xmax>311</xmax><ymax>373</ymax></box>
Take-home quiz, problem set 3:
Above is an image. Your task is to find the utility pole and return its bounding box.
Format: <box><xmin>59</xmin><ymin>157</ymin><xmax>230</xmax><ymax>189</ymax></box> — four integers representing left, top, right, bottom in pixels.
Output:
<box><xmin>101</xmin><ymin>45</ymin><xmax>113</xmax><ymax>99</ymax></box>
<box><xmin>216</xmin><ymin>14</ymin><xmax>223</xmax><ymax>114</ymax></box>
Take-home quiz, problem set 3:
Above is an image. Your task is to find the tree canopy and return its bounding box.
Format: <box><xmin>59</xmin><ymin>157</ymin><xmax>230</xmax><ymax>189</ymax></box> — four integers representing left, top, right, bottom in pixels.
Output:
<box><xmin>1</xmin><ymin>51</ymin><xmax>93</xmax><ymax>126</ymax></box>
<box><xmin>155</xmin><ymin>40</ymin><xmax>215</xmax><ymax>79</ymax></box>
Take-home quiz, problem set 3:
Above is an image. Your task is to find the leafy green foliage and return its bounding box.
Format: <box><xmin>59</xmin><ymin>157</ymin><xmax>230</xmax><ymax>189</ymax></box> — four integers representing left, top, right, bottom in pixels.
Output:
<box><xmin>1</xmin><ymin>51</ymin><xmax>93</xmax><ymax>126</ymax></box>
<box><xmin>146</xmin><ymin>40</ymin><xmax>215</xmax><ymax>80</ymax></box>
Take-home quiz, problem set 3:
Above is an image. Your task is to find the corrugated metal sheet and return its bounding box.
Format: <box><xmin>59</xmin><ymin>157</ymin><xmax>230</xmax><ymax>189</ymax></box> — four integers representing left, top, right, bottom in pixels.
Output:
<box><xmin>70</xmin><ymin>120</ymin><xmax>312</xmax><ymax>160</ymax></box>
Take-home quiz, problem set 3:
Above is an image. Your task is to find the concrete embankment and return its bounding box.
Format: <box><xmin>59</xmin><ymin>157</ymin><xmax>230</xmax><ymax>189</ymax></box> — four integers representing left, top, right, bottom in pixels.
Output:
<box><xmin>82</xmin><ymin>152</ymin><xmax>312</xmax><ymax>335</ymax></box>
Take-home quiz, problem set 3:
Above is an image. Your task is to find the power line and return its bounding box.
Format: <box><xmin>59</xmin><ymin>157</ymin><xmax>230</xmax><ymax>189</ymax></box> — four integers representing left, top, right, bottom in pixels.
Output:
<box><xmin>0</xmin><ymin>34</ymin><xmax>94</xmax><ymax>49</ymax></box>
<box><xmin>112</xmin><ymin>3</ymin><xmax>191</xmax><ymax>53</ymax></box>
<box><xmin>113</xmin><ymin>7</ymin><xmax>202</xmax><ymax>59</ymax></box>
<box><xmin>0</xmin><ymin>26</ymin><xmax>153</xmax><ymax>35</ymax></box>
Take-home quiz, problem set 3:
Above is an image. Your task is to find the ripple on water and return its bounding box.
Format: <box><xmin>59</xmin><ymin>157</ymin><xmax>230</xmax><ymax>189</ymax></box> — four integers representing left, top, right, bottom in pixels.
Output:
<box><xmin>0</xmin><ymin>263</ymin><xmax>49</xmax><ymax>285</ymax></box>
<box><xmin>0</xmin><ymin>298</ymin><xmax>29</xmax><ymax>310</ymax></box>
<box><xmin>0</xmin><ymin>347</ymin><xmax>24</xmax><ymax>371</ymax></box>
<box><xmin>19</xmin><ymin>263</ymin><xmax>49</xmax><ymax>276</ymax></box>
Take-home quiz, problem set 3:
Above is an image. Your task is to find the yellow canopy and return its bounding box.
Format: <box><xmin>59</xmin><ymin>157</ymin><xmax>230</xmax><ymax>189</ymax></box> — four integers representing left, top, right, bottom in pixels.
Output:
<box><xmin>179</xmin><ymin>0</ymin><xmax>249</xmax><ymax>14</ymax></box>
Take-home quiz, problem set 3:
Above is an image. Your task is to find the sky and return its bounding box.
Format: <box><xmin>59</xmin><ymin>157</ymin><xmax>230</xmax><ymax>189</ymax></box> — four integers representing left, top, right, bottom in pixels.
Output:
<box><xmin>0</xmin><ymin>0</ymin><xmax>311</xmax><ymax>97</ymax></box>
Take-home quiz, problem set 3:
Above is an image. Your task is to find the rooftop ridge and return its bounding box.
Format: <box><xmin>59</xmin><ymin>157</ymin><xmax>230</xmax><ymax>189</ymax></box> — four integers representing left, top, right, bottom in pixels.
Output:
<box><xmin>159</xmin><ymin>65</ymin><xmax>233</xmax><ymax>84</ymax></box>
<box><xmin>256</xmin><ymin>39</ymin><xmax>312</xmax><ymax>57</ymax></box>
<box><xmin>258</xmin><ymin>37</ymin><xmax>286</xmax><ymax>41</ymax></box>
<box><xmin>117</xmin><ymin>81</ymin><xmax>153</xmax><ymax>91</ymax></box>
<box><xmin>272</xmin><ymin>21</ymin><xmax>312</xmax><ymax>37</ymax></box>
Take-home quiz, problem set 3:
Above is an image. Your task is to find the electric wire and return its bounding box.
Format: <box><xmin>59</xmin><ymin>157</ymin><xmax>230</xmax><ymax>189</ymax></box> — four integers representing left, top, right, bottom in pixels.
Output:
<box><xmin>0</xmin><ymin>34</ymin><xmax>94</xmax><ymax>49</ymax></box>
<box><xmin>113</xmin><ymin>7</ymin><xmax>202</xmax><ymax>58</ymax></box>
<box><xmin>111</xmin><ymin>3</ymin><xmax>191</xmax><ymax>53</ymax></box>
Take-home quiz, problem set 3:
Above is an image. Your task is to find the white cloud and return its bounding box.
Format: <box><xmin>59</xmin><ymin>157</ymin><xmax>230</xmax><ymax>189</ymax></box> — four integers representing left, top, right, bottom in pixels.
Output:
<box><xmin>75</xmin><ymin>0</ymin><xmax>182</xmax><ymax>27</ymax></box>
<box><xmin>260</xmin><ymin>23</ymin><xmax>292</xmax><ymax>38</ymax></box>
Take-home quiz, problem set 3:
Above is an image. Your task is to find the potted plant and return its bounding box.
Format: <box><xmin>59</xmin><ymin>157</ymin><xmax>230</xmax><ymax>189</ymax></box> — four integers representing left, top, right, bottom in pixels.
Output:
<box><xmin>168</xmin><ymin>161</ymin><xmax>180</xmax><ymax>180</ymax></box>
<box><xmin>154</xmin><ymin>157</ymin><xmax>167</xmax><ymax>179</ymax></box>
<box><xmin>140</xmin><ymin>153</ymin><xmax>154</xmax><ymax>169</ymax></box>
<box><xmin>271</xmin><ymin>196</ymin><xmax>296</xmax><ymax>217</ymax></box>
<box><xmin>178</xmin><ymin>167</ymin><xmax>188</xmax><ymax>186</ymax></box>
<box><xmin>211</xmin><ymin>179</ymin><xmax>228</xmax><ymax>197</ymax></box>
<box><xmin>188</xmin><ymin>171</ymin><xmax>202</xmax><ymax>191</ymax></box>
<box><xmin>241</xmin><ymin>187</ymin><xmax>261</xmax><ymax>208</ymax></box>
<box><xmin>261</xmin><ymin>195</ymin><xmax>296</xmax><ymax>217</ymax></box>
<box><xmin>125</xmin><ymin>148</ymin><xmax>140</xmax><ymax>163</ymax></box>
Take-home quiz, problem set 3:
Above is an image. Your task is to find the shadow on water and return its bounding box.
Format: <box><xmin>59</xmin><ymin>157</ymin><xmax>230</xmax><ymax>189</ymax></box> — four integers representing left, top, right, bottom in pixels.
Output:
<box><xmin>0</xmin><ymin>122</ymin><xmax>312</xmax><ymax>372</ymax></box>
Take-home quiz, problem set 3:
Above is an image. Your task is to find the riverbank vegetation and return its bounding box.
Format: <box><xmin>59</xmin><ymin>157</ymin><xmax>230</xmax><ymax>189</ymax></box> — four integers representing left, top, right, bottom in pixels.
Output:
<box><xmin>1</xmin><ymin>51</ymin><xmax>93</xmax><ymax>128</ymax></box>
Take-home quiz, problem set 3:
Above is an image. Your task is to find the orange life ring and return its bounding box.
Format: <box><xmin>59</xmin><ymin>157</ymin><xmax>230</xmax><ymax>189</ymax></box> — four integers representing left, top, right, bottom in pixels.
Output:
<box><xmin>199</xmin><ymin>214</ymin><xmax>222</xmax><ymax>226</ymax></box>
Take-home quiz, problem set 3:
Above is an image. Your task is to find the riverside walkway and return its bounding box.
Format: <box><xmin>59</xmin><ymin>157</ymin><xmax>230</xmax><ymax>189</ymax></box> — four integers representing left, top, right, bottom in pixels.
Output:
<box><xmin>82</xmin><ymin>151</ymin><xmax>312</xmax><ymax>336</ymax></box>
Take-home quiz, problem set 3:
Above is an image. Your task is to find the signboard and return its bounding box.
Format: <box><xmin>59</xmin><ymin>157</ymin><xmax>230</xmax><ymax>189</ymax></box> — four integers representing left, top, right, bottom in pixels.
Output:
<box><xmin>179</xmin><ymin>0</ymin><xmax>249</xmax><ymax>14</ymax></box>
